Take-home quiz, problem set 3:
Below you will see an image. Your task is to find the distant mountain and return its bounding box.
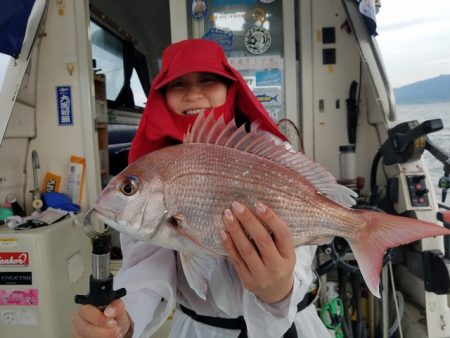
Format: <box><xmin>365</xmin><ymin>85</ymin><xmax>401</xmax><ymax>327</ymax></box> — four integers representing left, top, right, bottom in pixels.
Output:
<box><xmin>393</xmin><ymin>74</ymin><xmax>450</xmax><ymax>104</ymax></box>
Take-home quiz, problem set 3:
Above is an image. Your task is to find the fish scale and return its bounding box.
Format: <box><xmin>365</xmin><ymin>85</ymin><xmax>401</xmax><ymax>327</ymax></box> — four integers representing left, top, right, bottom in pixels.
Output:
<box><xmin>159</xmin><ymin>144</ymin><xmax>365</xmax><ymax>250</ymax></box>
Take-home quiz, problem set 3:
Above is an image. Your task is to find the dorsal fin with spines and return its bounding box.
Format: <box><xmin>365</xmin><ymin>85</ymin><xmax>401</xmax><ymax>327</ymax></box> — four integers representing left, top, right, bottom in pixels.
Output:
<box><xmin>184</xmin><ymin>111</ymin><xmax>357</xmax><ymax>207</ymax></box>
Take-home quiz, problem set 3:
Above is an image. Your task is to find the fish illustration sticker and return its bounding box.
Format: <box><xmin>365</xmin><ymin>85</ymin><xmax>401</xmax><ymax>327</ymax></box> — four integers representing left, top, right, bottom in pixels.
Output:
<box><xmin>191</xmin><ymin>0</ymin><xmax>207</xmax><ymax>20</ymax></box>
<box><xmin>244</xmin><ymin>27</ymin><xmax>271</xmax><ymax>54</ymax></box>
<box><xmin>254</xmin><ymin>87</ymin><xmax>283</xmax><ymax>107</ymax></box>
<box><xmin>203</xmin><ymin>28</ymin><xmax>233</xmax><ymax>54</ymax></box>
<box><xmin>256</xmin><ymin>93</ymin><xmax>278</xmax><ymax>104</ymax></box>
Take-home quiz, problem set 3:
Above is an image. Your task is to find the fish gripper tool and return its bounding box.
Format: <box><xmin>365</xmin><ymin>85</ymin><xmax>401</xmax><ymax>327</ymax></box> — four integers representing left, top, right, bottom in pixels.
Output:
<box><xmin>75</xmin><ymin>209</ymin><xmax>126</xmax><ymax>308</ymax></box>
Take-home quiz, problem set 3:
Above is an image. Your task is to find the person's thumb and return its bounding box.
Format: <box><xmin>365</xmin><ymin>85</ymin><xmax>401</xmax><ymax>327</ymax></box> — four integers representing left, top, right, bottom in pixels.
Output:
<box><xmin>104</xmin><ymin>300</ymin><xmax>133</xmax><ymax>336</ymax></box>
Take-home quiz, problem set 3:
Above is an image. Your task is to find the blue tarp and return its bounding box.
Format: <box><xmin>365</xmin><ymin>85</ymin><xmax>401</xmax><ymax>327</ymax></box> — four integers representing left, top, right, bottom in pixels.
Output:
<box><xmin>359</xmin><ymin>0</ymin><xmax>377</xmax><ymax>36</ymax></box>
<box><xmin>0</xmin><ymin>0</ymin><xmax>35</xmax><ymax>58</ymax></box>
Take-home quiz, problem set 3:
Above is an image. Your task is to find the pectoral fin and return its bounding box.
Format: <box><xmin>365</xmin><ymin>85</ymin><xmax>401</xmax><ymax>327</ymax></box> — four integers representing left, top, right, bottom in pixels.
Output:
<box><xmin>180</xmin><ymin>252</ymin><xmax>216</xmax><ymax>300</ymax></box>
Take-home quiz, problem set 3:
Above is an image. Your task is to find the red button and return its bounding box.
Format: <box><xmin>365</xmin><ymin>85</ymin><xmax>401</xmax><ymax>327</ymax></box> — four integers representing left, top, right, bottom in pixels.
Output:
<box><xmin>418</xmin><ymin>197</ymin><xmax>425</xmax><ymax>204</ymax></box>
<box><xmin>415</xmin><ymin>184</ymin><xmax>422</xmax><ymax>190</ymax></box>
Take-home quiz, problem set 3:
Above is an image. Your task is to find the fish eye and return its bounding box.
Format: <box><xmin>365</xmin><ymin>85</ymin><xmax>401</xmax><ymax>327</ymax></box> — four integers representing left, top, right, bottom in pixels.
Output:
<box><xmin>120</xmin><ymin>176</ymin><xmax>139</xmax><ymax>196</ymax></box>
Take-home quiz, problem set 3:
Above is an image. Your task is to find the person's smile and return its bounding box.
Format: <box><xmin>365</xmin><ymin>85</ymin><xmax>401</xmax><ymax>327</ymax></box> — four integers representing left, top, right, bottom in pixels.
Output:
<box><xmin>165</xmin><ymin>72</ymin><xmax>228</xmax><ymax>115</ymax></box>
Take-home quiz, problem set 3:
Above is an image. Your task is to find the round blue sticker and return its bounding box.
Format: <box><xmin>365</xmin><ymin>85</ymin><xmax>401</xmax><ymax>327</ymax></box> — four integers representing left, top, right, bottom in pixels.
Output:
<box><xmin>192</xmin><ymin>0</ymin><xmax>207</xmax><ymax>20</ymax></box>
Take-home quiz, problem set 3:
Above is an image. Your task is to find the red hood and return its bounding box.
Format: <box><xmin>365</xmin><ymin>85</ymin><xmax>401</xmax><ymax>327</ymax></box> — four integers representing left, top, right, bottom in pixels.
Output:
<box><xmin>129</xmin><ymin>39</ymin><xmax>286</xmax><ymax>163</ymax></box>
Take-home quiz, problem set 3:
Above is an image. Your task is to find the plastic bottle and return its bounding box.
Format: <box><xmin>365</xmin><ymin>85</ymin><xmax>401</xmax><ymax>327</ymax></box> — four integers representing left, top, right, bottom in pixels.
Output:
<box><xmin>339</xmin><ymin>145</ymin><xmax>356</xmax><ymax>181</ymax></box>
<box><xmin>5</xmin><ymin>194</ymin><xmax>26</xmax><ymax>217</ymax></box>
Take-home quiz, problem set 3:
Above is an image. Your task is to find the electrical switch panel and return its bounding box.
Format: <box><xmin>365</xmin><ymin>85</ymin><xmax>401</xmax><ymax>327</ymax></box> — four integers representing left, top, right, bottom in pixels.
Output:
<box><xmin>406</xmin><ymin>175</ymin><xmax>430</xmax><ymax>207</ymax></box>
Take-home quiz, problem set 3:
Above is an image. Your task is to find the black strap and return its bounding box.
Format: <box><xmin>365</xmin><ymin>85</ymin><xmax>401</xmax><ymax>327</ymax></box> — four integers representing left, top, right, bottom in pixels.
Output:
<box><xmin>283</xmin><ymin>323</ymin><xmax>298</xmax><ymax>338</ymax></box>
<box><xmin>283</xmin><ymin>290</ymin><xmax>316</xmax><ymax>338</ymax></box>
<box><xmin>297</xmin><ymin>290</ymin><xmax>316</xmax><ymax>312</ymax></box>
<box><xmin>179</xmin><ymin>290</ymin><xmax>316</xmax><ymax>338</ymax></box>
<box><xmin>179</xmin><ymin>304</ymin><xmax>247</xmax><ymax>331</ymax></box>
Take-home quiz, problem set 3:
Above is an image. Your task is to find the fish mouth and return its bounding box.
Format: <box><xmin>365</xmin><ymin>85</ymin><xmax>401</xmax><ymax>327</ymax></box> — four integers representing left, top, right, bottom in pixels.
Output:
<box><xmin>86</xmin><ymin>201</ymin><xmax>167</xmax><ymax>242</ymax></box>
<box><xmin>88</xmin><ymin>205</ymin><xmax>147</xmax><ymax>240</ymax></box>
<box><xmin>183</xmin><ymin>108</ymin><xmax>209</xmax><ymax>115</ymax></box>
<box><xmin>87</xmin><ymin>204</ymin><xmax>125</xmax><ymax>234</ymax></box>
<box><xmin>92</xmin><ymin>204</ymin><xmax>116</xmax><ymax>222</ymax></box>
<box><xmin>82</xmin><ymin>207</ymin><xmax>115</xmax><ymax>238</ymax></box>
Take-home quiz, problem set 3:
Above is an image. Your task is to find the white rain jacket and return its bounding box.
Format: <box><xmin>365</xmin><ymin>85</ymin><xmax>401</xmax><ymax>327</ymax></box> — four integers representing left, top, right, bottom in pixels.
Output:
<box><xmin>114</xmin><ymin>235</ymin><xmax>331</xmax><ymax>338</ymax></box>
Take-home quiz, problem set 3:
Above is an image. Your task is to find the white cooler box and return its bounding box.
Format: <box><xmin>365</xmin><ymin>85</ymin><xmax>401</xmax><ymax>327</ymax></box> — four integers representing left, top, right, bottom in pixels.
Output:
<box><xmin>0</xmin><ymin>215</ymin><xmax>92</xmax><ymax>338</ymax></box>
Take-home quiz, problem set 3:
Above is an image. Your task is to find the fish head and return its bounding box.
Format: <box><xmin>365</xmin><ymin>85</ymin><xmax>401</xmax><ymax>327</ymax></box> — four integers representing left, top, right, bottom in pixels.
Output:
<box><xmin>92</xmin><ymin>170</ymin><xmax>167</xmax><ymax>241</ymax></box>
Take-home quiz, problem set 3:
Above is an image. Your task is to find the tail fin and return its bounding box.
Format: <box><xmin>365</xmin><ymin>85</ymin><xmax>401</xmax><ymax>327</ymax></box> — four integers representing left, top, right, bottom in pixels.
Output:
<box><xmin>347</xmin><ymin>210</ymin><xmax>450</xmax><ymax>298</ymax></box>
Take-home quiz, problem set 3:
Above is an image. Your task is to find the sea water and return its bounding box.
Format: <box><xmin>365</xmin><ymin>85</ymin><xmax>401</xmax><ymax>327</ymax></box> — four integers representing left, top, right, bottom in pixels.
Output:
<box><xmin>396</xmin><ymin>101</ymin><xmax>450</xmax><ymax>207</ymax></box>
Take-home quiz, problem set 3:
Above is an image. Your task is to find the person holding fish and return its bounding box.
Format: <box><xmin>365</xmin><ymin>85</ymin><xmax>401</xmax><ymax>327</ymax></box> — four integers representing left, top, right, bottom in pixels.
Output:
<box><xmin>72</xmin><ymin>39</ymin><xmax>331</xmax><ymax>338</ymax></box>
<box><xmin>72</xmin><ymin>38</ymin><xmax>450</xmax><ymax>338</ymax></box>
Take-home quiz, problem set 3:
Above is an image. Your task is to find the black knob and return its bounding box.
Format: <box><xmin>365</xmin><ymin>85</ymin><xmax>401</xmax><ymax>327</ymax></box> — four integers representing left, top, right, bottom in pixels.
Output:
<box><xmin>416</xmin><ymin>188</ymin><xmax>429</xmax><ymax>196</ymax></box>
<box><xmin>411</xmin><ymin>175</ymin><xmax>426</xmax><ymax>183</ymax></box>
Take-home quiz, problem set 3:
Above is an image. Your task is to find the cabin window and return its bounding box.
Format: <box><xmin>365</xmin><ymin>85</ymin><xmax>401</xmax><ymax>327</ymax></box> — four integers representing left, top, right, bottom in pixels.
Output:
<box><xmin>90</xmin><ymin>21</ymin><xmax>147</xmax><ymax>108</ymax></box>
<box><xmin>185</xmin><ymin>0</ymin><xmax>288</xmax><ymax>123</ymax></box>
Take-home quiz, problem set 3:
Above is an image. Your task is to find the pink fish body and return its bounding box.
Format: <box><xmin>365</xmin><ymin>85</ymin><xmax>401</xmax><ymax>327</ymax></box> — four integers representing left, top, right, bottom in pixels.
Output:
<box><xmin>93</xmin><ymin>112</ymin><xmax>450</xmax><ymax>298</ymax></box>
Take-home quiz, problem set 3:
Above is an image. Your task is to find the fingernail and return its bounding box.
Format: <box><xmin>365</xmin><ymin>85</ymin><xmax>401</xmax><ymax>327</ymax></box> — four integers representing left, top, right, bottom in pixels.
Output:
<box><xmin>255</xmin><ymin>201</ymin><xmax>266</xmax><ymax>214</ymax></box>
<box><xmin>106</xmin><ymin>318</ymin><xmax>118</xmax><ymax>327</ymax></box>
<box><xmin>231</xmin><ymin>201</ymin><xmax>245</xmax><ymax>214</ymax></box>
<box><xmin>104</xmin><ymin>306</ymin><xmax>115</xmax><ymax>317</ymax></box>
<box><xmin>224</xmin><ymin>209</ymin><xmax>234</xmax><ymax>224</ymax></box>
<box><xmin>220</xmin><ymin>230</ymin><xmax>227</xmax><ymax>241</ymax></box>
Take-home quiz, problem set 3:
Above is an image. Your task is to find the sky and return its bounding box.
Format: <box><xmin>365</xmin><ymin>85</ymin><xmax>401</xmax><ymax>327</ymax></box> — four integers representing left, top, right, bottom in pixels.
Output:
<box><xmin>376</xmin><ymin>0</ymin><xmax>450</xmax><ymax>88</ymax></box>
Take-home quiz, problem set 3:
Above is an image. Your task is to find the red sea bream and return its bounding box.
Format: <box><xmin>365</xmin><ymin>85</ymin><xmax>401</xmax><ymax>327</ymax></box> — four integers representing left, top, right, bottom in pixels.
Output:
<box><xmin>92</xmin><ymin>111</ymin><xmax>450</xmax><ymax>299</ymax></box>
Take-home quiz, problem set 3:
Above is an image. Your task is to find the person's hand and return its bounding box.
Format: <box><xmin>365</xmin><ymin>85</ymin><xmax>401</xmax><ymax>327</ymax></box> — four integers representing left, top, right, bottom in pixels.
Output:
<box><xmin>221</xmin><ymin>201</ymin><xmax>296</xmax><ymax>304</ymax></box>
<box><xmin>72</xmin><ymin>299</ymin><xmax>133</xmax><ymax>338</ymax></box>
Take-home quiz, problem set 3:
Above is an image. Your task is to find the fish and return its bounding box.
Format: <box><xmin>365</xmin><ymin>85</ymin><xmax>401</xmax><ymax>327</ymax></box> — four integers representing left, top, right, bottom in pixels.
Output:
<box><xmin>256</xmin><ymin>94</ymin><xmax>278</xmax><ymax>103</ymax></box>
<box><xmin>91</xmin><ymin>111</ymin><xmax>450</xmax><ymax>299</ymax></box>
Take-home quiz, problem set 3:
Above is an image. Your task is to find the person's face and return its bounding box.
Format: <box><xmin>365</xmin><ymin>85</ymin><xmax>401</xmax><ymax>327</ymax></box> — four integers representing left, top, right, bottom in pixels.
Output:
<box><xmin>164</xmin><ymin>72</ymin><xmax>228</xmax><ymax>115</ymax></box>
